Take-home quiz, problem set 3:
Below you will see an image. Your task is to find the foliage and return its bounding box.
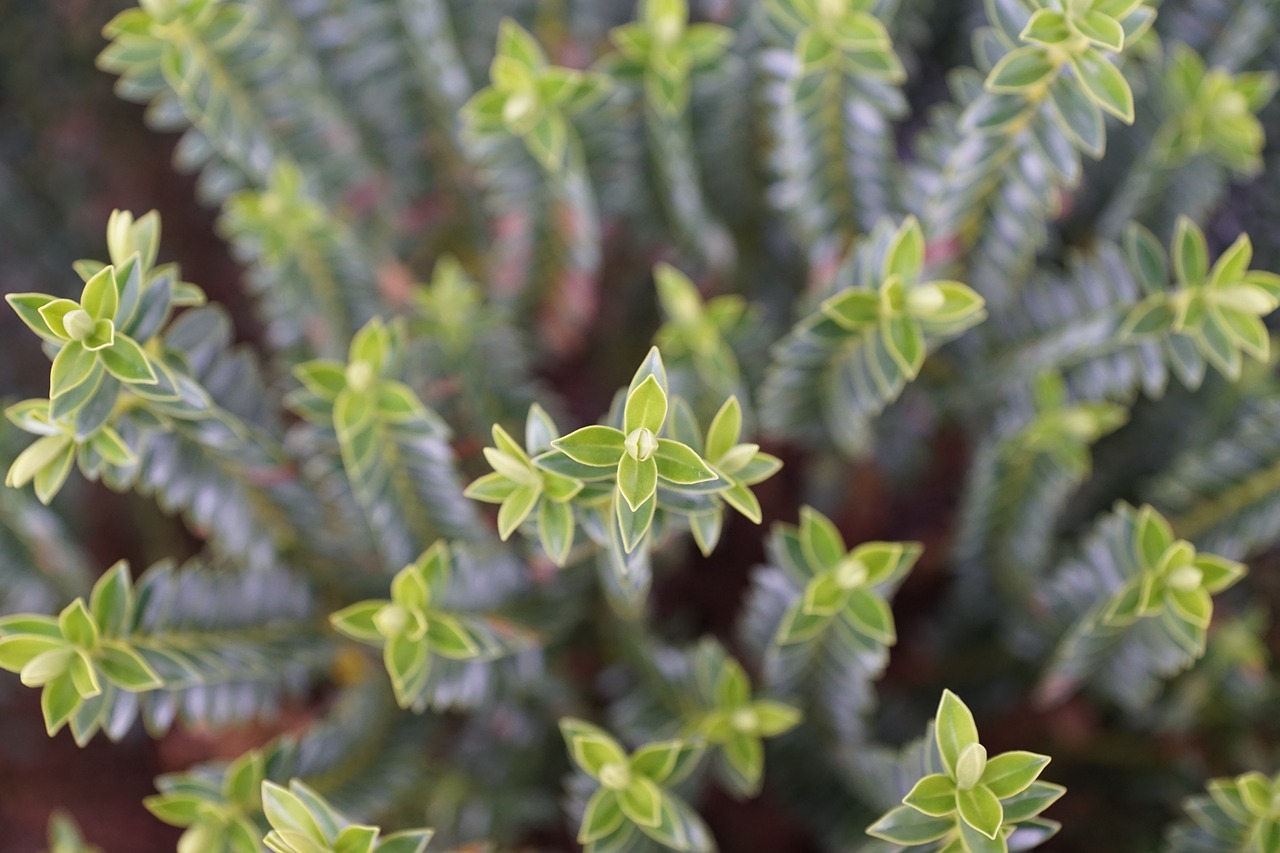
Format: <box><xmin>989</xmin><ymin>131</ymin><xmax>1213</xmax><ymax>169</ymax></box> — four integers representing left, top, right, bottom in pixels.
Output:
<box><xmin>1</xmin><ymin>0</ymin><xmax>1280</xmax><ymax>851</ymax></box>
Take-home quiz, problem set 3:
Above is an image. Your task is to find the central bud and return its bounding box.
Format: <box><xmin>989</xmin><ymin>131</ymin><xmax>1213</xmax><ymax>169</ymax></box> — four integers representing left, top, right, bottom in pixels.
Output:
<box><xmin>654</xmin><ymin>12</ymin><xmax>683</xmax><ymax>46</ymax></box>
<box><xmin>817</xmin><ymin>0</ymin><xmax>848</xmax><ymax>22</ymax></box>
<box><xmin>834</xmin><ymin>557</ymin><xmax>867</xmax><ymax>590</ymax></box>
<box><xmin>600</xmin><ymin>761</ymin><xmax>632</xmax><ymax>790</ymax></box>
<box><xmin>64</xmin><ymin>309</ymin><xmax>96</xmax><ymax>343</ymax></box>
<box><xmin>502</xmin><ymin>90</ymin><xmax>538</xmax><ymax>128</ymax></box>
<box><xmin>624</xmin><ymin>427</ymin><xmax>658</xmax><ymax>462</ymax></box>
<box><xmin>730</xmin><ymin>708</ymin><xmax>759</xmax><ymax>733</ymax></box>
<box><xmin>373</xmin><ymin>603</ymin><xmax>410</xmax><ymax>638</ymax></box>
<box><xmin>906</xmin><ymin>283</ymin><xmax>945</xmax><ymax>317</ymax></box>
<box><xmin>955</xmin><ymin>743</ymin><xmax>988</xmax><ymax>791</ymax></box>
<box><xmin>1167</xmin><ymin>565</ymin><xmax>1203</xmax><ymax>592</ymax></box>
<box><xmin>345</xmin><ymin>361</ymin><xmax>375</xmax><ymax>393</ymax></box>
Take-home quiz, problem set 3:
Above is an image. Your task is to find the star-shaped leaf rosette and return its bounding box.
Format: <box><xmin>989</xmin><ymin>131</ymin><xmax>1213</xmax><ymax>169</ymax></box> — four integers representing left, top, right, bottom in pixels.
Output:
<box><xmin>462</xmin><ymin>19</ymin><xmax>612</xmax><ymax>173</ymax></box>
<box><xmin>1120</xmin><ymin>218</ymin><xmax>1280</xmax><ymax>380</ymax></box>
<box><xmin>329</xmin><ymin>542</ymin><xmax>535</xmax><ymax>712</ymax></box>
<box><xmin>261</xmin><ymin>779</ymin><xmax>433</xmax><ymax>853</ymax></box>
<box><xmin>819</xmin><ymin>216</ymin><xmax>985</xmax><ymax>382</ymax></box>
<box><xmin>540</xmin><ymin>348</ymin><xmax>722</xmax><ymax>553</ymax></box>
<box><xmin>1102</xmin><ymin>505</ymin><xmax>1245</xmax><ymax>634</ymax></box>
<box><xmin>560</xmin><ymin>718</ymin><xmax>714</xmax><ymax>853</ymax></box>
<box><xmin>464</xmin><ymin>404</ymin><xmax>585</xmax><ymax>566</ymax></box>
<box><xmin>604</xmin><ymin>0</ymin><xmax>733</xmax><ymax>115</ymax></box>
<box><xmin>868</xmin><ymin>691</ymin><xmax>1064</xmax><ymax>851</ymax></box>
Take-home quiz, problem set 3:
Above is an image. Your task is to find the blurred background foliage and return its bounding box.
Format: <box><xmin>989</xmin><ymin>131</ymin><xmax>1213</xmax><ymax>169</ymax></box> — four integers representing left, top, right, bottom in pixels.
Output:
<box><xmin>2</xmin><ymin>1</ymin><xmax>1280</xmax><ymax>851</ymax></box>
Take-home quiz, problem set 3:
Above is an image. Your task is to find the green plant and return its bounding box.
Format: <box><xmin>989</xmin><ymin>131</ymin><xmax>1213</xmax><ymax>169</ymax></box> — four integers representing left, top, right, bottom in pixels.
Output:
<box><xmin>2</xmin><ymin>0</ymin><xmax>1280</xmax><ymax>851</ymax></box>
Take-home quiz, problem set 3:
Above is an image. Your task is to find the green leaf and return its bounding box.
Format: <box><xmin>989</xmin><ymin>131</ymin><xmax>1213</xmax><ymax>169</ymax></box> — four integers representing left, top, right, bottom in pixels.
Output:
<box><xmin>99</xmin><ymin>335</ymin><xmax>157</xmax><ymax>384</ymax></box>
<box><xmin>1001</xmin><ymin>781</ymin><xmax>1066</xmax><ymax>822</ymax></box>
<box><xmin>845</xmin><ymin>587</ymin><xmax>896</xmax><ymax>645</ymax></box>
<box><xmin>752</xmin><ymin>701</ymin><xmax>801</xmax><ymax>736</ymax></box>
<box><xmin>936</xmin><ymin>690</ymin><xmax>980</xmax><ymax>778</ymax></box>
<box><xmin>980</xmin><ymin>751</ymin><xmax>1050</xmax><ymax>798</ymax></box>
<box><xmin>1193</xmin><ymin>554</ymin><xmax>1245</xmax><ymax>594</ymax></box>
<box><xmin>1020</xmin><ymin>9</ymin><xmax>1071</xmax><ymax>46</ymax></box>
<box><xmin>775</xmin><ymin>600</ymin><xmax>832</xmax><ymax>645</ymax></box>
<box><xmin>705</xmin><ymin>397</ymin><xmax>742</xmax><ymax>463</ymax></box>
<box><xmin>1172</xmin><ymin>217</ymin><xmax>1209</xmax><ymax>287</ymax></box>
<box><xmin>334</xmin><ymin>825</ymin><xmax>378</xmax><ymax>853</ymax></box>
<box><xmin>903</xmin><ymin>773</ymin><xmax>958</xmax><ymax>817</ymax></box>
<box><xmin>42</xmin><ymin>672</ymin><xmax>81</xmax><ymax>735</ymax></box>
<box><xmin>537</xmin><ymin>498</ymin><xmax>575</xmax><ymax>565</ymax></box>
<box><xmin>376</xmin><ymin>382</ymin><xmax>427</xmax><ymax>424</ymax></box>
<box><xmin>95</xmin><ymin>641</ymin><xmax>162</xmax><ymax>691</ymax></box>
<box><xmin>7</xmin><ymin>293</ymin><xmax>62</xmax><ymax>341</ymax></box>
<box><xmin>50</xmin><ymin>342</ymin><xmax>98</xmax><ymax>403</ymax></box>
<box><xmin>224</xmin><ymin>749</ymin><xmax>265</xmax><ymax>806</ymax></box>
<box><xmin>561</xmin><ymin>718</ymin><xmax>628</xmax><ymax>779</ymax></box>
<box><xmin>383</xmin><ymin>633</ymin><xmax>429</xmax><ymax>705</ymax></box>
<box><xmin>624</xmin><ymin>375</ymin><xmax>668</xmax><ymax>434</ymax></box>
<box><xmin>885</xmin><ymin>217</ymin><xmax>926</xmax><ymax>280</ymax></box>
<box><xmin>32</xmin><ymin>439</ymin><xmax>76</xmax><ymax>505</ymax></box>
<box><xmin>820</xmin><ymin>290</ymin><xmax>880</xmax><ymax>330</ymax></box>
<box><xmin>144</xmin><ymin>792</ymin><xmax>205</xmax><ymax>827</ymax></box>
<box><xmin>631</xmin><ymin>739</ymin><xmax>702</xmax><ymax>785</ymax></box>
<box><xmin>987</xmin><ymin>46</ymin><xmax>1057</xmax><ymax>91</ymax></box>
<box><xmin>653</xmin><ymin>439</ymin><xmax>716</xmax><ymax>485</ymax></box>
<box><xmin>619</xmin><ymin>777</ymin><xmax>663</xmax><ymax>827</ymax></box>
<box><xmin>802</xmin><ymin>573</ymin><xmax>847</xmax><ymax>617</ymax></box>
<box><xmin>497</xmin><ymin>484</ymin><xmax>540</xmax><ymax>539</ymax></box>
<box><xmin>1165</xmin><ymin>586</ymin><xmax>1213</xmax><ymax>629</ymax></box>
<box><xmin>617</xmin><ymin>454</ymin><xmax>658</xmax><ymax>512</ymax></box>
<box><xmin>1120</xmin><ymin>297</ymin><xmax>1176</xmax><ymax>337</ymax></box>
<box><xmin>553</xmin><ymin>426</ymin><xmax>627</xmax><ymax>467</ymax></box>
<box><xmin>866</xmin><ymin>806</ymin><xmax>954</xmax><ymax>845</ymax></box>
<box><xmin>1134</xmin><ymin>505</ymin><xmax>1174</xmax><ymax>568</ymax></box>
<box><xmin>881</xmin><ymin>314</ymin><xmax>925</xmax><ymax>377</ymax></box>
<box><xmin>80</xmin><ymin>267</ymin><xmax>119</xmax><ymax>322</ymax></box>
<box><xmin>579</xmin><ymin>789</ymin><xmax>626</xmax><ymax>844</ymax></box>
<box><xmin>330</xmin><ymin>601</ymin><xmax>386</xmax><ymax>644</ymax></box>
<box><xmin>1070</xmin><ymin>49</ymin><xmax>1134</xmax><ymax>122</ymax></box>
<box><xmin>425</xmin><ymin>615</ymin><xmax>482</xmax><ymax>659</ymax></box>
<box><xmin>721</xmin><ymin>479</ymin><xmax>763</xmax><ymax>524</ymax></box>
<box><xmin>1103</xmin><ymin>577</ymin><xmax>1150</xmax><ymax>626</ymax></box>
<box><xmin>59</xmin><ymin>600</ymin><xmax>99</xmax><ymax>649</ymax></box>
<box><xmin>375</xmin><ymin>830</ymin><xmax>433</xmax><ymax>853</ymax></box>
<box><xmin>956</xmin><ymin>784</ymin><xmax>1003</xmax><ymax>839</ymax></box>
<box><xmin>0</xmin><ymin>635</ymin><xmax>66</xmax><ymax>672</ymax></box>
<box><xmin>616</xmin><ymin>490</ymin><xmax>657</xmax><ymax>553</ymax></box>
<box><xmin>799</xmin><ymin>507</ymin><xmax>845</xmax><ymax>573</ymax></box>
<box><xmin>261</xmin><ymin>782</ymin><xmax>327</xmax><ymax>846</ymax></box>
<box><xmin>912</xmin><ymin>281</ymin><xmax>986</xmax><ymax>332</ymax></box>
<box><xmin>39</xmin><ymin>298</ymin><xmax>82</xmax><ymax>340</ymax></box>
<box><xmin>7</xmin><ymin>435</ymin><xmax>74</xmax><ymax>491</ymax></box>
<box><xmin>1070</xmin><ymin>10</ymin><xmax>1124</xmax><ymax>51</ymax></box>
<box><xmin>723</xmin><ymin>733</ymin><xmax>764</xmax><ymax>792</ymax></box>
<box><xmin>464</xmin><ymin>472</ymin><xmax>518</xmax><ymax>504</ymax></box>
<box><xmin>958</xmin><ymin>818</ymin><xmax>1008</xmax><ymax>853</ymax></box>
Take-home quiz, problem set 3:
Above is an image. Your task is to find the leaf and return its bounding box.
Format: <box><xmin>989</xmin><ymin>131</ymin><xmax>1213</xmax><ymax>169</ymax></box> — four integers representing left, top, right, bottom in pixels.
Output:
<box><xmin>579</xmin><ymin>789</ymin><xmax>625</xmax><ymax>844</ymax></box>
<box><xmin>882</xmin><ymin>314</ymin><xmax>925</xmax><ymax>377</ymax></box>
<box><xmin>553</xmin><ymin>426</ymin><xmax>627</xmax><ymax>467</ymax></box>
<box><xmin>987</xmin><ymin>46</ymin><xmax>1057</xmax><ymax>91</ymax></box>
<box><xmin>330</xmin><ymin>601</ymin><xmax>386</xmax><ymax>644</ymax></box>
<box><xmin>537</xmin><ymin>498</ymin><xmax>575</xmax><ymax>565</ymax></box>
<box><xmin>653</xmin><ymin>439</ymin><xmax>716</xmax><ymax>485</ymax></box>
<box><xmin>616</xmin><ymin>490</ymin><xmax>657</xmax><ymax>554</ymax></box>
<box><xmin>261</xmin><ymin>782</ymin><xmax>328</xmax><ymax>847</ymax></box>
<box><xmin>32</xmin><ymin>439</ymin><xmax>76</xmax><ymax>505</ymax></box>
<box><xmin>885</xmin><ymin>217</ymin><xmax>926</xmax><ymax>280</ymax></box>
<box><xmin>50</xmin><ymin>342</ymin><xmax>98</xmax><ymax>402</ymax></box>
<box><xmin>624</xmin><ymin>375</ymin><xmax>668</xmax><ymax>434</ymax></box>
<box><xmin>958</xmin><ymin>817</ymin><xmax>1008</xmax><ymax>853</ymax></box>
<box><xmin>820</xmin><ymin>290</ymin><xmax>880</xmax><ymax>330</ymax></box>
<box><xmin>0</xmin><ymin>635</ymin><xmax>66</xmax><ymax>672</ymax></box>
<box><xmin>1165</xmin><ymin>586</ymin><xmax>1213</xmax><ymax>629</ymax></box>
<box><xmin>775</xmin><ymin>600</ymin><xmax>832</xmax><ymax>645</ymax></box>
<box><xmin>845</xmin><ymin>588</ymin><xmax>896</xmax><ymax>645</ymax></box>
<box><xmin>1020</xmin><ymin>9</ymin><xmax>1071</xmax><ymax>45</ymax></box>
<box><xmin>957</xmin><ymin>784</ymin><xmax>1004</xmax><ymax>839</ymax></box>
<box><xmin>1069</xmin><ymin>50</ymin><xmax>1134</xmax><ymax>123</ymax></box>
<box><xmin>375</xmin><ymin>830</ymin><xmax>433</xmax><ymax>853</ymax></box>
<box><xmin>223</xmin><ymin>749</ymin><xmax>265</xmax><ymax>806</ymax></box>
<box><xmin>723</xmin><ymin>734</ymin><xmax>764</xmax><ymax>792</ymax></box>
<box><xmin>1172</xmin><ymin>217</ymin><xmax>1209</xmax><ymax>287</ymax></box>
<box><xmin>1193</xmin><ymin>554</ymin><xmax>1245</xmax><ymax>594</ymax></box>
<box><xmin>617</xmin><ymin>454</ymin><xmax>658</xmax><ymax>512</ymax></box>
<box><xmin>866</xmin><ymin>806</ymin><xmax>954</xmax><ymax>845</ymax></box>
<box><xmin>721</xmin><ymin>479</ymin><xmax>763</xmax><ymax>523</ymax></box>
<box><xmin>497</xmin><ymin>484</ymin><xmax>540</xmax><ymax>539</ymax></box>
<box><xmin>80</xmin><ymin>266</ymin><xmax>120</xmax><ymax>321</ymax></box>
<box><xmin>7</xmin><ymin>293</ymin><xmax>61</xmax><ymax>341</ymax></box>
<box><xmin>1048</xmin><ymin>74</ymin><xmax>1105</xmax><ymax>157</ymax></box>
<box><xmin>1001</xmin><ymin>781</ymin><xmax>1066</xmax><ymax>822</ymax></box>
<box><xmin>1134</xmin><ymin>506</ymin><xmax>1174</xmax><ymax>568</ymax></box>
<box><xmin>802</xmin><ymin>573</ymin><xmax>847</xmax><ymax>616</ymax></box>
<box><xmin>799</xmin><ymin>507</ymin><xmax>845</xmax><ymax>572</ymax></box>
<box><xmin>705</xmin><ymin>397</ymin><xmax>742</xmax><ymax>462</ymax></box>
<box><xmin>1070</xmin><ymin>10</ymin><xmax>1124</xmax><ymax>51</ymax></box>
<box><xmin>424</xmin><ymin>615</ymin><xmax>482</xmax><ymax>659</ymax></box>
<box><xmin>144</xmin><ymin>793</ymin><xmax>205</xmax><ymax>827</ymax></box>
<box><xmin>631</xmin><ymin>739</ymin><xmax>702</xmax><ymax>785</ymax></box>
<box><xmin>619</xmin><ymin>777</ymin><xmax>663</xmax><ymax>827</ymax></box>
<box><xmin>981</xmin><ymin>751</ymin><xmax>1050</xmax><ymax>798</ymax></box>
<box><xmin>41</xmin><ymin>672</ymin><xmax>82</xmax><ymax>735</ymax></box>
<box><xmin>464</xmin><ymin>472</ymin><xmax>518</xmax><ymax>504</ymax></box>
<box><xmin>7</xmin><ymin>435</ymin><xmax>74</xmax><ymax>490</ymax></box>
<box><xmin>903</xmin><ymin>773</ymin><xmax>958</xmax><ymax>817</ymax></box>
<box><xmin>59</xmin><ymin>599</ymin><xmax>99</xmax><ymax>649</ymax></box>
<box><xmin>561</xmin><ymin>718</ymin><xmax>628</xmax><ymax>779</ymax></box>
<box><xmin>99</xmin><ymin>334</ymin><xmax>158</xmax><ymax>384</ymax></box>
<box><xmin>38</xmin><ymin>298</ymin><xmax>82</xmax><ymax>340</ymax></box>
<box><xmin>936</xmin><ymin>690</ymin><xmax>981</xmax><ymax>778</ymax></box>
<box><xmin>95</xmin><ymin>642</ymin><xmax>163</xmax><ymax>691</ymax></box>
